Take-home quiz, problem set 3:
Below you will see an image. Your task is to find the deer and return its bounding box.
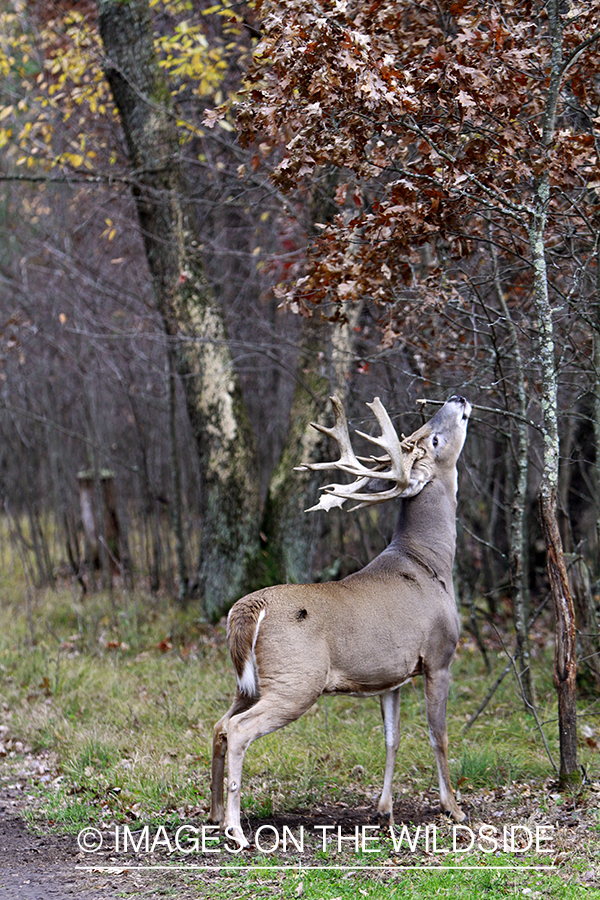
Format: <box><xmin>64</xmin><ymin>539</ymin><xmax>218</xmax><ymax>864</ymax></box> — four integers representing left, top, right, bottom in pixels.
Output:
<box><xmin>209</xmin><ymin>394</ymin><xmax>470</xmax><ymax>848</ymax></box>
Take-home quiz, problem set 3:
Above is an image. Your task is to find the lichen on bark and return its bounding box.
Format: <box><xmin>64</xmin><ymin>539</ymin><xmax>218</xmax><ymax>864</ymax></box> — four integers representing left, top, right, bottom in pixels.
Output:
<box><xmin>526</xmin><ymin>0</ymin><xmax>579</xmax><ymax>782</ymax></box>
<box><xmin>98</xmin><ymin>0</ymin><xmax>260</xmax><ymax>619</ymax></box>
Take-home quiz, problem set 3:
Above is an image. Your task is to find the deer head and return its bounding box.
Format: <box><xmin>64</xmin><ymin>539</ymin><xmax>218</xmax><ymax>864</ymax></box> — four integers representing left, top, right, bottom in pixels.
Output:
<box><xmin>297</xmin><ymin>394</ymin><xmax>467</xmax><ymax>511</ymax></box>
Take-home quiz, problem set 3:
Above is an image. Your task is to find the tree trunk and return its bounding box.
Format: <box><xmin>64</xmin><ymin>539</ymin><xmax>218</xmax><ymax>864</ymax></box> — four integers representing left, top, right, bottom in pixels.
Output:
<box><xmin>538</xmin><ymin>493</ymin><xmax>579</xmax><ymax>780</ymax></box>
<box><xmin>77</xmin><ymin>469</ymin><xmax>120</xmax><ymax>573</ymax></box>
<box><xmin>530</xmin><ymin>221</ymin><xmax>579</xmax><ymax>780</ymax></box>
<box><xmin>593</xmin><ymin>237</ymin><xmax>600</xmax><ymax>574</ymax></box>
<box><xmin>581</xmin><ymin>233</ymin><xmax>600</xmax><ymax>689</ymax></box>
<box><xmin>528</xmin><ymin>0</ymin><xmax>578</xmax><ymax>783</ymax></box>
<box><xmin>259</xmin><ymin>317</ymin><xmax>333</xmax><ymax>585</ymax></box>
<box><xmin>97</xmin><ymin>0</ymin><xmax>260</xmax><ymax>619</ymax></box>
<box><xmin>167</xmin><ymin>343</ymin><xmax>188</xmax><ymax>606</ymax></box>
<box><xmin>259</xmin><ymin>170</ymin><xmax>362</xmax><ymax>585</ymax></box>
<box><xmin>491</xmin><ymin>231</ymin><xmax>535</xmax><ymax>709</ymax></box>
<box><xmin>565</xmin><ymin>553</ymin><xmax>600</xmax><ymax>692</ymax></box>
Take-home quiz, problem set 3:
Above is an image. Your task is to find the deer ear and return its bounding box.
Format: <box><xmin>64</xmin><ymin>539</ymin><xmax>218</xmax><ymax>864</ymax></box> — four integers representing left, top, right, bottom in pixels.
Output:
<box><xmin>397</xmin><ymin>465</ymin><xmax>433</xmax><ymax>498</ymax></box>
<box><xmin>397</xmin><ymin>479</ymin><xmax>426</xmax><ymax>499</ymax></box>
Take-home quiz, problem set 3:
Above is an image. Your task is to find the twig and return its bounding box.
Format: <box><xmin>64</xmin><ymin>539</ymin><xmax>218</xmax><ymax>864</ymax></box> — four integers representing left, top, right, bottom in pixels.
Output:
<box><xmin>463</xmin><ymin>597</ymin><xmax>549</xmax><ymax>733</ymax></box>
<box><xmin>462</xmin><ymin>658</ymin><xmax>512</xmax><ymax>734</ymax></box>
<box><xmin>491</xmin><ymin>621</ymin><xmax>558</xmax><ymax>775</ymax></box>
<box><xmin>458</xmin><ymin>521</ymin><xmax>507</xmax><ymax>559</ymax></box>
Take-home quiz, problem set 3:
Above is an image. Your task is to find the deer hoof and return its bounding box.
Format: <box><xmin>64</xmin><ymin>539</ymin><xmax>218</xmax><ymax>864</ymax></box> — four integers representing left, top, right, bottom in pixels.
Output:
<box><xmin>207</xmin><ymin>807</ymin><xmax>223</xmax><ymax>826</ymax></box>
<box><xmin>377</xmin><ymin>810</ymin><xmax>393</xmax><ymax>825</ymax></box>
<box><xmin>442</xmin><ymin>805</ymin><xmax>467</xmax><ymax>823</ymax></box>
<box><xmin>225</xmin><ymin>825</ymin><xmax>250</xmax><ymax>849</ymax></box>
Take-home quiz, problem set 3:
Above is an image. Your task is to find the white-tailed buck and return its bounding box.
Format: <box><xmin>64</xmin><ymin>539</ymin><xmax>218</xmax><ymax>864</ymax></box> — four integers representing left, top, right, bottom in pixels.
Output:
<box><xmin>210</xmin><ymin>394</ymin><xmax>470</xmax><ymax>847</ymax></box>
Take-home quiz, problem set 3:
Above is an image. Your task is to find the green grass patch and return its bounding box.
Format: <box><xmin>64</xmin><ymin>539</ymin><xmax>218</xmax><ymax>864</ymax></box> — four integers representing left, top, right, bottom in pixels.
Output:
<box><xmin>273</xmin><ymin>865</ymin><xmax>593</xmax><ymax>900</ymax></box>
<box><xmin>453</xmin><ymin>742</ymin><xmax>549</xmax><ymax>789</ymax></box>
<box><xmin>0</xmin><ymin>575</ymin><xmax>598</xmax><ymax>898</ymax></box>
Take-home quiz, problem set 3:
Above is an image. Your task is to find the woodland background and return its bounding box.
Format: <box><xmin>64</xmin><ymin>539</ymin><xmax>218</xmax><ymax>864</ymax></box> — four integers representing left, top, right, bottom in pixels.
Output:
<box><xmin>0</xmin><ymin>0</ymin><xmax>599</xmax><ymax>773</ymax></box>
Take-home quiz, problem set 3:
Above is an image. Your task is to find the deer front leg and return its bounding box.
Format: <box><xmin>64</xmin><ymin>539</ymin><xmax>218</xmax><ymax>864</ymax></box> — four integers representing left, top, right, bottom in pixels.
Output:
<box><xmin>377</xmin><ymin>688</ymin><xmax>401</xmax><ymax>824</ymax></box>
<box><xmin>424</xmin><ymin>668</ymin><xmax>465</xmax><ymax>822</ymax></box>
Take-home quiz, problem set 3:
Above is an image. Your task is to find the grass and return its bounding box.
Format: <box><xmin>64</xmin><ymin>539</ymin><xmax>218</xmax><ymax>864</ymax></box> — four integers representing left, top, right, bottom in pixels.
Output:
<box><xmin>0</xmin><ymin>574</ymin><xmax>599</xmax><ymax>898</ymax></box>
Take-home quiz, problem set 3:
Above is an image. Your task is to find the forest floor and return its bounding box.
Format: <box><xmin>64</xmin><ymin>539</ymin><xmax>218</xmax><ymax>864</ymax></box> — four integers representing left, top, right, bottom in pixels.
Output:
<box><xmin>0</xmin><ymin>586</ymin><xmax>599</xmax><ymax>898</ymax></box>
<box><xmin>1</xmin><ymin>751</ymin><xmax>599</xmax><ymax>900</ymax></box>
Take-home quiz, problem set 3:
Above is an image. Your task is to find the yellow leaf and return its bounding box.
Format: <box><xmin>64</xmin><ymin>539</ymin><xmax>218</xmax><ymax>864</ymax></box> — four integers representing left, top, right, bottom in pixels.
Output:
<box><xmin>64</xmin><ymin>152</ymin><xmax>84</xmax><ymax>167</ymax></box>
<box><xmin>102</xmin><ymin>218</ymin><xmax>117</xmax><ymax>242</ymax></box>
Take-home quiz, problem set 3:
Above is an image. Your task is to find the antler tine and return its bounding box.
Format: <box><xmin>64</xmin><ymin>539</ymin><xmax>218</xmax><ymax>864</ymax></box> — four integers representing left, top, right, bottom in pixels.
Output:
<box><xmin>354</xmin><ymin>397</ymin><xmax>415</xmax><ymax>486</ymax></box>
<box><xmin>305</xmin><ymin>476</ymin><xmax>372</xmax><ymax>512</ymax></box>
<box><xmin>298</xmin><ymin>396</ymin><xmax>428</xmax><ymax>512</ymax></box>
<box><xmin>307</xmin><ymin>443</ymin><xmax>423</xmax><ymax>512</ymax></box>
<box><xmin>295</xmin><ymin>396</ymin><xmax>377</xmax><ymax>476</ymax></box>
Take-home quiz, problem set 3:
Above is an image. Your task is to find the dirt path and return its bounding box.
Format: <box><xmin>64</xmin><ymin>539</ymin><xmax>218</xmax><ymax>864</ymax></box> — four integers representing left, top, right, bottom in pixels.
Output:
<box><xmin>0</xmin><ymin>785</ymin><xmax>210</xmax><ymax>899</ymax></box>
<box><xmin>0</xmin><ymin>783</ymin><xmax>417</xmax><ymax>899</ymax></box>
<box><xmin>0</xmin><ymin>780</ymin><xmax>447</xmax><ymax>899</ymax></box>
<box><xmin>0</xmin><ymin>792</ymin><xmax>114</xmax><ymax>899</ymax></box>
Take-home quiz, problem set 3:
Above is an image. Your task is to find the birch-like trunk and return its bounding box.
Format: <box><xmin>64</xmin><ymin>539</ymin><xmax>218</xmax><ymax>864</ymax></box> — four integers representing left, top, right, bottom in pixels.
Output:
<box><xmin>528</xmin><ymin>0</ymin><xmax>578</xmax><ymax>782</ymax></box>
<box><xmin>98</xmin><ymin>0</ymin><xmax>259</xmax><ymax>619</ymax></box>
<box><xmin>531</xmin><ymin>221</ymin><xmax>578</xmax><ymax>778</ymax></box>
<box><xmin>492</xmin><ymin>255</ymin><xmax>535</xmax><ymax>710</ymax></box>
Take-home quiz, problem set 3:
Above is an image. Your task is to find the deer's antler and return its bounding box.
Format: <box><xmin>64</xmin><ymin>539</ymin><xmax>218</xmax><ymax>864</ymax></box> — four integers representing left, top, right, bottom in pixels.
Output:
<box><xmin>296</xmin><ymin>396</ymin><xmax>429</xmax><ymax>511</ymax></box>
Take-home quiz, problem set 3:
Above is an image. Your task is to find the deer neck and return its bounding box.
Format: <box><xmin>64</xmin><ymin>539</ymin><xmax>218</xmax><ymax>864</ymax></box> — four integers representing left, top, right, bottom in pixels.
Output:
<box><xmin>387</xmin><ymin>477</ymin><xmax>458</xmax><ymax>588</ymax></box>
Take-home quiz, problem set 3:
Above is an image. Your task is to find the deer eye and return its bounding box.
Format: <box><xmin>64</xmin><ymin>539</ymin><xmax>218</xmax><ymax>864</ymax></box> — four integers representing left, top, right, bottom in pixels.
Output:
<box><xmin>432</xmin><ymin>436</ymin><xmax>439</xmax><ymax>448</ymax></box>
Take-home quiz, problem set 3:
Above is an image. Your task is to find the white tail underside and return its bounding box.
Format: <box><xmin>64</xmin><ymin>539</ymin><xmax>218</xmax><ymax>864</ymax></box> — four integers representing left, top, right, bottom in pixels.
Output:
<box><xmin>235</xmin><ymin>608</ymin><xmax>265</xmax><ymax>697</ymax></box>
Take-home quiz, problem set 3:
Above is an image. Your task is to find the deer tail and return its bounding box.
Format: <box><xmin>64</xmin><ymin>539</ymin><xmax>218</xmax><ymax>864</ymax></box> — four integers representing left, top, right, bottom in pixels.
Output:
<box><xmin>226</xmin><ymin>595</ymin><xmax>267</xmax><ymax>698</ymax></box>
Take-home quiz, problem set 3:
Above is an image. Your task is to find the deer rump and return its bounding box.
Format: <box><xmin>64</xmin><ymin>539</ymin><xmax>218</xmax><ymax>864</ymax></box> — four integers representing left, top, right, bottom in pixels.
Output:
<box><xmin>228</xmin><ymin>564</ymin><xmax>459</xmax><ymax>702</ymax></box>
<box><xmin>210</xmin><ymin>394</ymin><xmax>470</xmax><ymax>848</ymax></box>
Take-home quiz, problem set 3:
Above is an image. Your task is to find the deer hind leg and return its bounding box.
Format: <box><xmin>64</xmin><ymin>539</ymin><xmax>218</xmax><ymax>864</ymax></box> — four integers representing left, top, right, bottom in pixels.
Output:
<box><xmin>223</xmin><ymin>689</ymin><xmax>321</xmax><ymax>848</ymax></box>
<box><xmin>424</xmin><ymin>667</ymin><xmax>465</xmax><ymax>822</ymax></box>
<box><xmin>209</xmin><ymin>692</ymin><xmax>255</xmax><ymax>827</ymax></box>
<box><xmin>377</xmin><ymin>688</ymin><xmax>401</xmax><ymax>824</ymax></box>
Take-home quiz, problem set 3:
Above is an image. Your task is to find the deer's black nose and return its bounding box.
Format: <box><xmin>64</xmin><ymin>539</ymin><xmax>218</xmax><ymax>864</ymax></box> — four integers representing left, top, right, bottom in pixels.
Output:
<box><xmin>449</xmin><ymin>395</ymin><xmax>467</xmax><ymax>405</ymax></box>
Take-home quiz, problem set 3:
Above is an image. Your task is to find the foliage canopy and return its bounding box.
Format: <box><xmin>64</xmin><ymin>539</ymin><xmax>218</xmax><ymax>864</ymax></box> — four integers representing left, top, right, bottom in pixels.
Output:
<box><xmin>227</xmin><ymin>0</ymin><xmax>600</xmax><ymax>343</ymax></box>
